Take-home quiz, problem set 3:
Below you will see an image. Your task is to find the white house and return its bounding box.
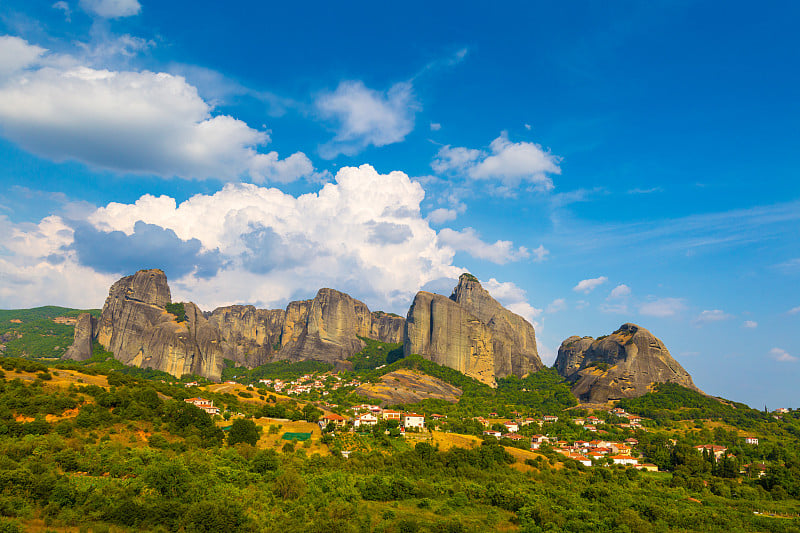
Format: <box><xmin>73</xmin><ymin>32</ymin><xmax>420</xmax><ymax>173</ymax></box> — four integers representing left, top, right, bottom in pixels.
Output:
<box><xmin>402</xmin><ymin>413</ymin><xmax>425</xmax><ymax>430</ymax></box>
<box><xmin>503</xmin><ymin>421</ymin><xmax>519</xmax><ymax>433</ymax></box>
<box><xmin>354</xmin><ymin>412</ymin><xmax>378</xmax><ymax>428</ymax></box>
<box><xmin>745</xmin><ymin>437</ymin><xmax>759</xmax><ymax>445</ymax></box>
<box><xmin>610</xmin><ymin>455</ymin><xmax>639</xmax><ymax>466</ymax></box>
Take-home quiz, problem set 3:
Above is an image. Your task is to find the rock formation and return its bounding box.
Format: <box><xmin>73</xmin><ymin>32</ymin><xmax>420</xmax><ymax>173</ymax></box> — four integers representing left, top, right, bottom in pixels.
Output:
<box><xmin>65</xmin><ymin>269</ymin><xmax>406</xmax><ymax>380</ymax></box>
<box><xmin>404</xmin><ymin>274</ymin><xmax>543</xmax><ymax>386</ymax></box>
<box><xmin>276</xmin><ymin>288</ymin><xmax>403</xmax><ymax>364</ymax></box>
<box><xmin>63</xmin><ymin>313</ymin><xmax>97</xmax><ymax>361</ymax></box>
<box><xmin>68</xmin><ymin>269</ymin><xmax>227</xmax><ymax>380</ymax></box>
<box><xmin>554</xmin><ymin>323</ymin><xmax>700</xmax><ymax>403</ymax></box>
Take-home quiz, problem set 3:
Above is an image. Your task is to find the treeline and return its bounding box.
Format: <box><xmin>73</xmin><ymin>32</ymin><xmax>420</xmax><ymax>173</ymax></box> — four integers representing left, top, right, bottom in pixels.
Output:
<box><xmin>617</xmin><ymin>383</ymin><xmax>769</xmax><ymax>427</ymax></box>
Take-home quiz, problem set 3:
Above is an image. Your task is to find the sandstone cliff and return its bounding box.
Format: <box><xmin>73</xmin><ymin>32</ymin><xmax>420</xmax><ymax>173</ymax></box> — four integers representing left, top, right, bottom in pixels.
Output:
<box><xmin>404</xmin><ymin>274</ymin><xmax>544</xmax><ymax>387</ymax></box>
<box><xmin>76</xmin><ymin>269</ymin><xmax>228</xmax><ymax>380</ymax></box>
<box><xmin>276</xmin><ymin>288</ymin><xmax>403</xmax><ymax>364</ymax></box>
<box><xmin>554</xmin><ymin>323</ymin><xmax>700</xmax><ymax>403</ymax></box>
<box><xmin>65</xmin><ymin>270</ymin><xmax>407</xmax><ymax>380</ymax></box>
<box><xmin>63</xmin><ymin>313</ymin><xmax>97</xmax><ymax>361</ymax></box>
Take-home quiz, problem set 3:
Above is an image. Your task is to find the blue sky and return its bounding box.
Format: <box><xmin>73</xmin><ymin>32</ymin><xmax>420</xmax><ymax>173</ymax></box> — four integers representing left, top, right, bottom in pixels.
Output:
<box><xmin>0</xmin><ymin>0</ymin><xmax>798</xmax><ymax>408</ymax></box>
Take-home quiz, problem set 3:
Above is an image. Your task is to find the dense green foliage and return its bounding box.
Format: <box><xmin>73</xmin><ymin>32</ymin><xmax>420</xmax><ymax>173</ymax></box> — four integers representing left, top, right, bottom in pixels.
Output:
<box><xmin>165</xmin><ymin>302</ymin><xmax>186</xmax><ymax>322</ymax></box>
<box><xmin>348</xmin><ymin>337</ymin><xmax>404</xmax><ymax>370</ymax></box>
<box><xmin>618</xmin><ymin>383</ymin><xmax>769</xmax><ymax>427</ymax></box>
<box><xmin>221</xmin><ymin>359</ymin><xmax>334</xmax><ymax>383</ymax></box>
<box><xmin>0</xmin><ymin>306</ymin><xmax>99</xmax><ymax>359</ymax></box>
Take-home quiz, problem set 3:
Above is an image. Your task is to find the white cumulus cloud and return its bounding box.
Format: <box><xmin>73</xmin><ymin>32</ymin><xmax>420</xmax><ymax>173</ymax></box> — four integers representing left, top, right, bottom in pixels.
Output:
<box><xmin>743</xmin><ymin>320</ymin><xmax>758</xmax><ymax>329</ymax></box>
<box><xmin>0</xmin><ymin>37</ymin><xmax>317</xmax><ymax>183</ymax></box>
<box><xmin>573</xmin><ymin>276</ymin><xmax>608</xmax><ymax>293</ymax></box>
<box><xmin>608</xmin><ymin>284</ymin><xmax>631</xmax><ymax>299</ymax></box>
<box><xmin>431</xmin><ymin>131</ymin><xmax>561</xmax><ymax>190</ymax></box>
<box><xmin>316</xmin><ymin>80</ymin><xmax>418</xmax><ymax>158</ymax></box>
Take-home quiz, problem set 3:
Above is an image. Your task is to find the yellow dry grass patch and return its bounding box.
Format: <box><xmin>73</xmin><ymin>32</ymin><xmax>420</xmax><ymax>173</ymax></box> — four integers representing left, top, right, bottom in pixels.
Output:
<box><xmin>204</xmin><ymin>382</ymin><xmax>293</xmax><ymax>406</ymax></box>
<box><xmin>249</xmin><ymin>417</ymin><xmax>330</xmax><ymax>456</ymax></box>
<box><xmin>429</xmin><ymin>430</ymin><xmax>550</xmax><ymax>472</ymax></box>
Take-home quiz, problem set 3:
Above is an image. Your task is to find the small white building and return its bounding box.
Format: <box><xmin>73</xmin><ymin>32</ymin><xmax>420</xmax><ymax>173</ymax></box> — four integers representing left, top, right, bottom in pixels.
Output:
<box><xmin>354</xmin><ymin>412</ymin><xmax>378</xmax><ymax>428</ymax></box>
<box><xmin>610</xmin><ymin>455</ymin><xmax>639</xmax><ymax>466</ymax></box>
<box><xmin>745</xmin><ymin>437</ymin><xmax>759</xmax><ymax>445</ymax></box>
<box><xmin>503</xmin><ymin>421</ymin><xmax>519</xmax><ymax>433</ymax></box>
<box><xmin>402</xmin><ymin>413</ymin><xmax>425</xmax><ymax>430</ymax></box>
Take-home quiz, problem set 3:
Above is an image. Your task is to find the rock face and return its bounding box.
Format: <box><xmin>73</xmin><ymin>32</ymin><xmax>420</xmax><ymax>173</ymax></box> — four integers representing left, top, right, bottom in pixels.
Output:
<box><xmin>554</xmin><ymin>323</ymin><xmax>700</xmax><ymax>403</ymax></box>
<box><xmin>65</xmin><ymin>269</ymin><xmax>406</xmax><ymax>380</ymax></box>
<box><xmin>63</xmin><ymin>313</ymin><xmax>97</xmax><ymax>361</ymax></box>
<box><xmin>404</xmin><ymin>274</ymin><xmax>544</xmax><ymax>386</ymax></box>
<box><xmin>276</xmin><ymin>288</ymin><xmax>404</xmax><ymax>364</ymax></box>
<box><xmin>208</xmin><ymin>305</ymin><xmax>285</xmax><ymax>367</ymax></box>
<box><xmin>87</xmin><ymin>269</ymin><xmax>227</xmax><ymax>380</ymax></box>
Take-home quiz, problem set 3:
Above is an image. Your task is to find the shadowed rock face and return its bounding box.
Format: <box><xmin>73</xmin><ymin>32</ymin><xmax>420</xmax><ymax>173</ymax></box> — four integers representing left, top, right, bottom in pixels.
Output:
<box><xmin>554</xmin><ymin>323</ymin><xmax>700</xmax><ymax>403</ymax></box>
<box><xmin>63</xmin><ymin>313</ymin><xmax>97</xmax><ymax>361</ymax></box>
<box><xmin>404</xmin><ymin>274</ymin><xmax>544</xmax><ymax>386</ymax></box>
<box><xmin>208</xmin><ymin>305</ymin><xmax>285</xmax><ymax>367</ymax></box>
<box><xmin>276</xmin><ymin>288</ymin><xmax>404</xmax><ymax>363</ymax></box>
<box><xmin>65</xmin><ymin>270</ymin><xmax>406</xmax><ymax>379</ymax></box>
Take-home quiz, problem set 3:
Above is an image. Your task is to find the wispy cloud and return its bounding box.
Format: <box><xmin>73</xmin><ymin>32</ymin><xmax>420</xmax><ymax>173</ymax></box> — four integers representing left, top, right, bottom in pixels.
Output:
<box><xmin>639</xmin><ymin>297</ymin><xmax>686</xmax><ymax>317</ymax></box>
<box><xmin>771</xmin><ymin>347</ymin><xmax>798</xmax><ymax>363</ymax></box>
<box><xmin>316</xmin><ymin>80</ymin><xmax>419</xmax><ymax>158</ymax></box>
<box><xmin>743</xmin><ymin>320</ymin><xmax>758</xmax><ymax>329</ymax></box>
<box><xmin>628</xmin><ymin>187</ymin><xmax>663</xmax><ymax>195</ymax></box>
<box><xmin>693</xmin><ymin>309</ymin><xmax>733</xmax><ymax>326</ymax></box>
<box><xmin>556</xmin><ymin>201</ymin><xmax>800</xmax><ymax>258</ymax></box>
<box><xmin>788</xmin><ymin>306</ymin><xmax>800</xmax><ymax>315</ymax></box>
<box><xmin>573</xmin><ymin>276</ymin><xmax>607</xmax><ymax>293</ymax></box>
<box><xmin>546</xmin><ymin>298</ymin><xmax>567</xmax><ymax>313</ymax></box>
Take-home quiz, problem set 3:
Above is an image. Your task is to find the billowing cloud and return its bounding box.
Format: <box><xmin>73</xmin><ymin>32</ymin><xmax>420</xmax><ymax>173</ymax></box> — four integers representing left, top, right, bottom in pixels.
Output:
<box><xmin>639</xmin><ymin>297</ymin><xmax>686</xmax><ymax>317</ymax></box>
<box><xmin>0</xmin><ymin>36</ymin><xmax>46</xmax><ymax>77</ymax></box>
<box><xmin>0</xmin><ymin>37</ymin><xmax>317</xmax><ymax>183</ymax></box>
<box><xmin>438</xmin><ymin>227</ymin><xmax>531</xmax><ymax>264</ymax></box>
<box><xmin>72</xmin><ymin>221</ymin><xmax>224</xmax><ymax>279</ymax></box>
<box><xmin>573</xmin><ymin>276</ymin><xmax>607</xmax><ymax>293</ymax></box>
<box><xmin>770</xmin><ymin>348</ymin><xmax>797</xmax><ymax>363</ymax></box>
<box><xmin>693</xmin><ymin>309</ymin><xmax>733</xmax><ymax>326</ymax></box>
<box><xmin>66</xmin><ymin>164</ymin><xmax>468</xmax><ymax>310</ymax></box>
<box><xmin>79</xmin><ymin>0</ymin><xmax>141</xmax><ymax>18</ymax></box>
<box><xmin>432</xmin><ymin>131</ymin><xmax>561</xmax><ymax>190</ymax></box>
<box><xmin>316</xmin><ymin>80</ymin><xmax>418</xmax><ymax>158</ymax></box>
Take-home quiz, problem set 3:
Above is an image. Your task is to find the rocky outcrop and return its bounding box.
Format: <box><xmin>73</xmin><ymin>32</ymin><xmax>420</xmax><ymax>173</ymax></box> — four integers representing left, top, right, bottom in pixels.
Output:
<box><xmin>276</xmin><ymin>288</ymin><xmax>401</xmax><ymax>364</ymax></box>
<box><xmin>208</xmin><ymin>305</ymin><xmax>285</xmax><ymax>367</ymax></box>
<box><xmin>450</xmin><ymin>275</ymin><xmax>543</xmax><ymax>377</ymax></box>
<box><xmin>65</xmin><ymin>270</ymin><xmax>407</xmax><ymax>380</ymax></box>
<box><xmin>63</xmin><ymin>313</ymin><xmax>97</xmax><ymax>361</ymax></box>
<box><xmin>554</xmin><ymin>323</ymin><xmax>700</xmax><ymax>403</ymax></box>
<box><xmin>355</xmin><ymin>369</ymin><xmax>462</xmax><ymax>405</ymax></box>
<box><xmin>65</xmin><ymin>269</ymin><xmax>226</xmax><ymax>380</ymax></box>
<box><xmin>404</xmin><ymin>274</ymin><xmax>544</xmax><ymax>386</ymax></box>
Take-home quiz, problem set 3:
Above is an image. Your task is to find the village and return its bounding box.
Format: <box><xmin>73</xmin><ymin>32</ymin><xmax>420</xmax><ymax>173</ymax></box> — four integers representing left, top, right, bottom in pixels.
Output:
<box><xmin>183</xmin><ymin>389</ymin><xmax>763</xmax><ymax>474</ymax></box>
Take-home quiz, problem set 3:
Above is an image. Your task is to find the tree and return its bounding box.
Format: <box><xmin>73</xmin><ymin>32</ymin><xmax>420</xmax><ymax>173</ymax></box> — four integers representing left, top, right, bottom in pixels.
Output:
<box><xmin>227</xmin><ymin>418</ymin><xmax>260</xmax><ymax>446</ymax></box>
